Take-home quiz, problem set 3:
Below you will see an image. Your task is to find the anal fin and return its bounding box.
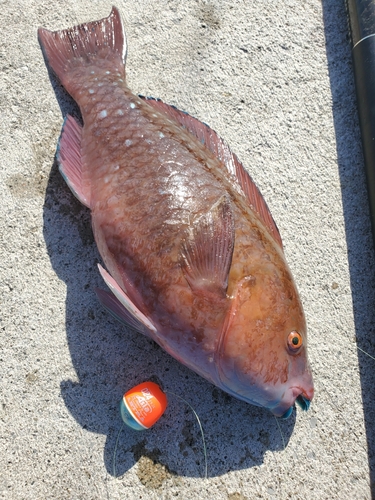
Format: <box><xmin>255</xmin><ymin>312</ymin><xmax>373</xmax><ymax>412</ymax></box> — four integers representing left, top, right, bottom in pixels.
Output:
<box><xmin>96</xmin><ymin>288</ymin><xmax>150</xmax><ymax>336</ymax></box>
<box><xmin>181</xmin><ymin>195</ymin><xmax>234</xmax><ymax>297</ymax></box>
<box><xmin>97</xmin><ymin>264</ymin><xmax>157</xmax><ymax>333</ymax></box>
<box><xmin>57</xmin><ymin>115</ymin><xmax>91</xmax><ymax>208</ymax></box>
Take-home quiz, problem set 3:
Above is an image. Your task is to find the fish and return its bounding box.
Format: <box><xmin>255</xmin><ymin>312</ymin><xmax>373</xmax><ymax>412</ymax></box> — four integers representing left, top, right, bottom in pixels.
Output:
<box><xmin>38</xmin><ymin>7</ymin><xmax>314</xmax><ymax>419</ymax></box>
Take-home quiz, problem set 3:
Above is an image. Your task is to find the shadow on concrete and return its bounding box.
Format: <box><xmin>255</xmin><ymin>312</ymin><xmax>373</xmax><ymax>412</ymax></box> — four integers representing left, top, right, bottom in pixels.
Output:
<box><xmin>40</xmin><ymin>68</ymin><xmax>295</xmax><ymax>478</ymax></box>
<box><xmin>321</xmin><ymin>0</ymin><xmax>375</xmax><ymax>494</ymax></box>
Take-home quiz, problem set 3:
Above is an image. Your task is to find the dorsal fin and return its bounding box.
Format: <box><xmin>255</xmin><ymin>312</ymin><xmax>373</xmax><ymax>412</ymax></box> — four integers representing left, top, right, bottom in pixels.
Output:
<box><xmin>140</xmin><ymin>96</ymin><xmax>283</xmax><ymax>248</ymax></box>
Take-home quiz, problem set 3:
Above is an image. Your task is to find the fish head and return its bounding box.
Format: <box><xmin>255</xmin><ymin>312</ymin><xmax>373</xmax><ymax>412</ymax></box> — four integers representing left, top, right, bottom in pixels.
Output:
<box><xmin>217</xmin><ymin>264</ymin><xmax>314</xmax><ymax>418</ymax></box>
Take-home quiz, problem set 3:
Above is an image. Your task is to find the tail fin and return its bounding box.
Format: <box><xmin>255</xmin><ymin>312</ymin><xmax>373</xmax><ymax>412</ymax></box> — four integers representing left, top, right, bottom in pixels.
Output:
<box><xmin>38</xmin><ymin>7</ymin><xmax>126</xmax><ymax>96</ymax></box>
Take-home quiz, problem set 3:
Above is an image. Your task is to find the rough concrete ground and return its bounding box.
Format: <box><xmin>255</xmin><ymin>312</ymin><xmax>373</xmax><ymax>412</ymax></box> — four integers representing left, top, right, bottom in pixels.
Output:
<box><xmin>1</xmin><ymin>1</ymin><xmax>375</xmax><ymax>499</ymax></box>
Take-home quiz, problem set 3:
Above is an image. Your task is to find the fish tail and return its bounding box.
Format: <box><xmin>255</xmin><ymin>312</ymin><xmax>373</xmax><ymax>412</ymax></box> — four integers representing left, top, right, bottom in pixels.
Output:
<box><xmin>38</xmin><ymin>7</ymin><xmax>126</xmax><ymax>98</ymax></box>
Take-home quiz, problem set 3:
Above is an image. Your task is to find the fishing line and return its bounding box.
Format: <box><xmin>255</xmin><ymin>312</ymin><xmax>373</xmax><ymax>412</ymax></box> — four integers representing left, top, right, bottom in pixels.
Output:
<box><xmin>165</xmin><ymin>390</ymin><xmax>208</xmax><ymax>480</ymax></box>
<box><xmin>357</xmin><ymin>345</ymin><xmax>375</xmax><ymax>361</ymax></box>
<box><xmin>111</xmin><ymin>384</ymin><xmax>208</xmax><ymax>480</ymax></box>
<box><xmin>318</xmin><ymin>377</ymin><xmax>363</xmax><ymax>441</ymax></box>
<box><xmin>265</xmin><ymin>341</ymin><xmax>374</xmax><ymax>498</ymax></box>
<box><xmin>272</xmin><ymin>415</ymin><xmax>287</xmax><ymax>499</ymax></box>
<box><xmin>317</xmin><ymin>373</ymin><xmax>370</xmax><ymax>485</ymax></box>
<box><xmin>273</xmin><ymin>415</ymin><xmax>286</xmax><ymax>450</ymax></box>
<box><xmin>112</xmin><ymin>422</ymin><xmax>126</xmax><ymax>478</ymax></box>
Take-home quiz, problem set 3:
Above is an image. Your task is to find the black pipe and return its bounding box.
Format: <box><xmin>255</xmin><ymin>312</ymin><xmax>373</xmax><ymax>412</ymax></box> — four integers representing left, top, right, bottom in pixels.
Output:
<box><xmin>347</xmin><ymin>0</ymin><xmax>375</xmax><ymax>250</ymax></box>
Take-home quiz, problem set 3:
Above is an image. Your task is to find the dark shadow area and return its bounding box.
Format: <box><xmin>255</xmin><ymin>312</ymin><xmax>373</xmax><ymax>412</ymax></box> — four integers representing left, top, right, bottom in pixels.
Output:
<box><xmin>322</xmin><ymin>0</ymin><xmax>375</xmax><ymax>495</ymax></box>
<box><xmin>40</xmin><ymin>66</ymin><xmax>295</xmax><ymax>479</ymax></box>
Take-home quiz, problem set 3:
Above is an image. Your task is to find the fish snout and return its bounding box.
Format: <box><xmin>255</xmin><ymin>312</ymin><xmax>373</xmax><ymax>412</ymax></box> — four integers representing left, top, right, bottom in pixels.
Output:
<box><xmin>273</xmin><ymin>383</ymin><xmax>314</xmax><ymax>419</ymax></box>
<box><xmin>275</xmin><ymin>357</ymin><xmax>314</xmax><ymax>418</ymax></box>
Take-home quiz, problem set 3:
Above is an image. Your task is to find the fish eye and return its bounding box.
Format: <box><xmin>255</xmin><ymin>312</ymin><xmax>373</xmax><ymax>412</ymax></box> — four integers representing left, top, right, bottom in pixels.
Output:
<box><xmin>287</xmin><ymin>331</ymin><xmax>303</xmax><ymax>353</ymax></box>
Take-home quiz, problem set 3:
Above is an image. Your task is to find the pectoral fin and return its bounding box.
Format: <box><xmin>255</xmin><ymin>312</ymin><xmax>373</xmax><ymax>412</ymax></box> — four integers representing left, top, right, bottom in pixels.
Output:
<box><xmin>97</xmin><ymin>264</ymin><xmax>157</xmax><ymax>333</ymax></box>
<box><xmin>181</xmin><ymin>195</ymin><xmax>234</xmax><ymax>297</ymax></box>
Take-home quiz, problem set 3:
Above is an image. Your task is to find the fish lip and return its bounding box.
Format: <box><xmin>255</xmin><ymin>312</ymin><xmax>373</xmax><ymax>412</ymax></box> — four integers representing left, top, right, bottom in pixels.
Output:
<box><xmin>271</xmin><ymin>386</ymin><xmax>313</xmax><ymax>418</ymax></box>
<box><xmin>295</xmin><ymin>394</ymin><xmax>311</xmax><ymax>412</ymax></box>
<box><xmin>277</xmin><ymin>394</ymin><xmax>311</xmax><ymax>420</ymax></box>
<box><xmin>279</xmin><ymin>406</ymin><xmax>294</xmax><ymax>420</ymax></box>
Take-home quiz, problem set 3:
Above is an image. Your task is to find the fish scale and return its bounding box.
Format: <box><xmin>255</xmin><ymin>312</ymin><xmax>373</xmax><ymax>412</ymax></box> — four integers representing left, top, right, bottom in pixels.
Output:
<box><xmin>79</xmin><ymin>76</ymin><xmax>231</xmax><ymax>361</ymax></box>
<box><xmin>38</xmin><ymin>7</ymin><xmax>314</xmax><ymax>418</ymax></box>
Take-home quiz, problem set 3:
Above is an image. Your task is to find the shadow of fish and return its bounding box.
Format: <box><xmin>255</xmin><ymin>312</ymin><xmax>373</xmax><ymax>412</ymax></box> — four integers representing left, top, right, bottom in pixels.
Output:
<box><xmin>38</xmin><ymin>7</ymin><xmax>313</xmax><ymax>419</ymax></box>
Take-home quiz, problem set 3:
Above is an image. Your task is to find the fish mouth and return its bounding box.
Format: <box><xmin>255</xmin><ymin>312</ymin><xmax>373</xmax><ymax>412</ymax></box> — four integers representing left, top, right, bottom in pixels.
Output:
<box><xmin>278</xmin><ymin>394</ymin><xmax>311</xmax><ymax>419</ymax></box>
<box><xmin>279</xmin><ymin>406</ymin><xmax>294</xmax><ymax>419</ymax></box>
<box><xmin>273</xmin><ymin>385</ymin><xmax>313</xmax><ymax>419</ymax></box>
<box><xmin>296</xmin><ymin>394</ymin><xmax>311</xmax><ymax>411</ymax></box>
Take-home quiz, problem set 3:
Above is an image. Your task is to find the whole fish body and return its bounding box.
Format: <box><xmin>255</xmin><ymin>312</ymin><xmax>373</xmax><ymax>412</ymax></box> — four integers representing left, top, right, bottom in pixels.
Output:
<box><xmin>38</xmin><ymin>7</ymin><xmax>314</xmax><ymax>418</ymax></box>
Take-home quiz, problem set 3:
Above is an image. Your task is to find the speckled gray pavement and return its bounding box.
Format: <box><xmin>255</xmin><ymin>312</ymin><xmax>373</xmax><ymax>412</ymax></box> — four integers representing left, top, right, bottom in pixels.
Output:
<box><xmin>1</xmin><ymin>1</ymin><xmax>375</xmax><ymax>499</ymax></box>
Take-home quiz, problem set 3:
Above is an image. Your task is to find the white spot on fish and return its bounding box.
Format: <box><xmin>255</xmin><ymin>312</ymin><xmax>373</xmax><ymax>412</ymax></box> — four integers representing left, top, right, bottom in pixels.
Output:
<box><xmin>112</xmin><ymin>82</ymin><xmax>118</xmax><ymax>86</ymax></box>
<box><xmin>105</xmin><ymin>71</ymin><xmax>110</xmax><ymax>74</ymax></box>
<box><xmin>116</xmin><ymin>109</ymin><xmax>124</xmax><ymax>116</ymax></box>
<box><xmin>89</xmin><ymin>89</ymin><xmax>95</xmax><ymax>94</ymax></box>
<box><xmin>98</xmin><ymin>110</ymin><xmax>108</xmax><ymax>119</ymax></box>
<box><xmin>114</xmin><ymin>165</ymin><xmax>120</xmax><ymax>171</ymax></box>
<box><xmin>90</xmin><ymin>70</ymin><xmax>95</xmax><ymax>74</ymax></box>
<box><xmin>104</xmin><ymin>176</ymin><xmax>110</xmax><ymax>183</ymax></box>
<box><xmin>119</xmin><ymin>79</ymin><xmax>124</xmax><ymax>82</ymax></box>
<box><xmin>130</xmin><ymin>103</ymin><xmax>136</xmax><ymax>109</ymax></box>
<box><xmin>98</xmin><ymin>82</ymin><xmax>104</xmax><ymax>87</ymax></box>
<box><xmin>107</xmin><ymin>195</ymin><xmax>118</xmax><ymax>207</ymax></box>
<box><xmin>152</xmin><ymin>114</ymin><xmax>157</xmax><ymax>117</ymax></box>
<box><xmin>159</xmin><ymin>132</ymin><xmax>165</xmax><ymax>138</ymax></box>
<box><xmin>125</xmin><ymin>139</ymin><xmax>132</xmax><ymax>147</ymax></box>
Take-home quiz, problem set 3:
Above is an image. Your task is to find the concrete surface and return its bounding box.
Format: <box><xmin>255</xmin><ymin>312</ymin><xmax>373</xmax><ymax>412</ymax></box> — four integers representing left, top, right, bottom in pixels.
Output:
<box><xmin>1</xmin><ymin>0</ymin><xmax>375</xmax><ymax>498</ymax></box>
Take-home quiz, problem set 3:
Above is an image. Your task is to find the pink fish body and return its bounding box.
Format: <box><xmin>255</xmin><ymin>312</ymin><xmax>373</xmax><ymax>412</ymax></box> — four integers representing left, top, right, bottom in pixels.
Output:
<box><xmin>38</xmin><ymin>7</ymin><xmax>313</xmax><ymax>418</ymax></box>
